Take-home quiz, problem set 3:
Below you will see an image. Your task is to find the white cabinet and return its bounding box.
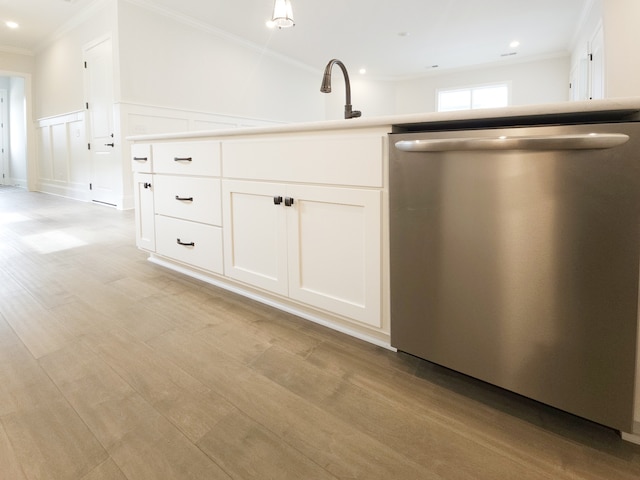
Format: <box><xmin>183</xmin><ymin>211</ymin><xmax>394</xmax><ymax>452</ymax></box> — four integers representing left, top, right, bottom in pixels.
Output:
<box><xmin>223</xmin><ymin>180</ymin><xmax>381</xmax><ymax>327</ymax></box>
<box><xmin>133</xmin><ymin>172</ymin><xmax>155</xmax><ymax>252</ymax></box>
<box><xmin>132</xmin><ymin>132</ymin><xmax>387</xmax><ymax>337</ymax></box>
<box><xmin>222</xmin><ymin>133</ymin><xmax>384</xmax><ymax>328</ymax></box>
<box><xmin>131</xmin><ymin>141</ymin><xmax>223</xmax><ymax>274</ymax></box>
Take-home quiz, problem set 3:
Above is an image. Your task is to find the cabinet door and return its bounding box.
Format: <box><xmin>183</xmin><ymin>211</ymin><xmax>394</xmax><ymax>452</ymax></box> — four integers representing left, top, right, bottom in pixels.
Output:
<box><xmin>286</xmin><ymin>185</ymin><xmax>382</xmax><ymax>328</ymax></box>
<box><xmin>222</xmin><ymin>180</ymin><xmax>288</xmax><ymax>295</ymax></box>
<box><xmin>133</xmin><ymin>173</ymin><xmax>155</xmax><ymax>251</ymax></box>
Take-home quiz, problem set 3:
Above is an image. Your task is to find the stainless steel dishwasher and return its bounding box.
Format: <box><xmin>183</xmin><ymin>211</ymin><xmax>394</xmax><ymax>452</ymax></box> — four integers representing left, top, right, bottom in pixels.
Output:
<box><xmin>389</xmin><ymin>117</ymin><xmax>640</xmax><ymax>433</ymax></box>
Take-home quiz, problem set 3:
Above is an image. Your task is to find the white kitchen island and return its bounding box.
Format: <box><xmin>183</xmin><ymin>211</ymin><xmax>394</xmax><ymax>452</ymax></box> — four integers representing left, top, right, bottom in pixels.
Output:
<box><xmin>129</xmin><ymin>98</ymin><xmax>640</xmax><ymax>442</ymax></box>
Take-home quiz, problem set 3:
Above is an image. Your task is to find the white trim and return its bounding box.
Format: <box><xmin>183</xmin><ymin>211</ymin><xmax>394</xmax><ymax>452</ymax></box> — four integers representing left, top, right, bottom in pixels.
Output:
<box><xmin>621</xmin><ymin>427</ymin><xmax>640</xmax><ymax>445</ymax></box>
<box><xmin>122</xmin><ymin>0</ymin><xmax>320</xmax><ymax>76</ymax></box>
<box><xmin>0</xmin><ymin>46</ymin><xmax>35</xmax><ymax>57</ymax></box>
<box><xmin>37</xmin><ymin>110</ymin><xmax>84</xmax><ymax>126</ymax></box>
<box><xmin>147</xmin><ymin>254</ymin><xmax>394</xmax><ymax>351</ymax></box>
<box><xmin>0</xmin><ymin>89</ymin><xmax>8</xmax><ymax>185</ymax></box>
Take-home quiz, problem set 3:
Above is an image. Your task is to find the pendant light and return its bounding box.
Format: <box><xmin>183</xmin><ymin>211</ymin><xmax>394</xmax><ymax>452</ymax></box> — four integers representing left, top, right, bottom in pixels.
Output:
<box><xmin>271</xmin><ymin>0</ymin><xmax>295</xmax><ymax>29</ymax></box>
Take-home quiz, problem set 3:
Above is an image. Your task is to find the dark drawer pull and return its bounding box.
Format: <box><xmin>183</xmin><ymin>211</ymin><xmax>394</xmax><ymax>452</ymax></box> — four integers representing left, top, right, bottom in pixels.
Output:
<box><xmin>273</xmin><ymin>196</ymin><xmax>283</xmax><ymax>205</ymax></box>
<box><xmin>176</xmin><ymin>238</ymin><xmax>195</xmax><ymax>247</ymax></box>
<box><xmin>133</xmin><ymin>156</ymin><xmax>148</xmax><ymax>161</ymax></box>
<box><xmin>284</xmin><ymin>197</ymin><xmax>294</xmax><ymax>207</ymax></box>
<box><xmin>175</xmin><ymin>195</ymin><xmax>194</xmax><ymax>202</ymax></box>
<box><xmin>174</xmin><ymin>157</ymin><xmax>193</xmax><ymax>162</ymax></box>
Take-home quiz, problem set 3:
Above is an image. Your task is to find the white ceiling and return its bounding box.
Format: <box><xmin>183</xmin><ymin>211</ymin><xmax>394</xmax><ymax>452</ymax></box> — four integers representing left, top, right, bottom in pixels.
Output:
<box><xmin>1</xmin><ymin>0</ymin><xmax>591</xmax><ymax>78</ymax></box>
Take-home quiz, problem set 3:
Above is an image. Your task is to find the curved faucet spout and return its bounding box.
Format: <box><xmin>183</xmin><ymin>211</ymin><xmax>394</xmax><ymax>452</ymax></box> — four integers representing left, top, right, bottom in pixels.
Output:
<box><xmin>320</xmin><ymin>59</ymin><xmax>362</xmax><ymax>119</ymax></box>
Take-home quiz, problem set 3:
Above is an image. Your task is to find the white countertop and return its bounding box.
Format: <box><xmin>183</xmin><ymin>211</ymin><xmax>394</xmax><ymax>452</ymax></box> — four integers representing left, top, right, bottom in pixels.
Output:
<box><xmin>127</xmin><ymin>97</ymin><xmax>640</xmax><ymax>142</ymax></box>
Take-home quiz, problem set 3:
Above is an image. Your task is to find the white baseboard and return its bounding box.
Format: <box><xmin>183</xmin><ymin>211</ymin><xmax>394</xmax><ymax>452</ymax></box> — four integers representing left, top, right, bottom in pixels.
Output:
<box><xmin>147</xmin><ymin>254</ymin><xmax>393</xmax><ymax>351</ymax></box>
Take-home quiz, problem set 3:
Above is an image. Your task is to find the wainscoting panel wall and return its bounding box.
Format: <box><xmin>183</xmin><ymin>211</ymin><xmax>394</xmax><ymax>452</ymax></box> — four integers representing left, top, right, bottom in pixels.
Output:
<box><xmin>35</xmin><ymin>104</ymin><xmax>281</xmax><ymax>209</ymax></box>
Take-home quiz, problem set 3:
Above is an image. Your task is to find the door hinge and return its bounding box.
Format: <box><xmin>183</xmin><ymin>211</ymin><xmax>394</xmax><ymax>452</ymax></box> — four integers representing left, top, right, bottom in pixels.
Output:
<box><xmin>84</xmin><ymin>61</ymin><xmax>87</xmax><ymax>68</ymax></box>
<box><xmin>589</xmin><ymin>53</ymin><xmax>593</xmax><ymax>61</ymax></box>
<box><xmin>89</xmin><ymin>183</ymin><xmax>92</xmax><ymax>190</ymax></box>
<box><xmin>87</xmin><ymin>143</ymin><xmax>91</xmax><ymax>150</ymax></box>
<box><xmin>85</xmin><ymin>102</ymin><xmax>89</xmax><ymax>109</ymax></box>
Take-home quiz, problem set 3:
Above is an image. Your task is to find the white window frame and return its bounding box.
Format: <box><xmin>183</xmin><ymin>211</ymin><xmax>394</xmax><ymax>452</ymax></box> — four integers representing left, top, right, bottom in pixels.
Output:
<box><xmin>436</xmin><ymin>82</ymin><xmax>511</xmax><ymax>112</ymax></box>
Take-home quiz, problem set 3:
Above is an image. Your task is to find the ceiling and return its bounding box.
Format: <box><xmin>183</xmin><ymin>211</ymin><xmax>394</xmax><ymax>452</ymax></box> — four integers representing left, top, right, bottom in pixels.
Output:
<box><xmin>0</xmin><ymin>0</ymin><xmax>591</xmax><ymax>78</ymax></box>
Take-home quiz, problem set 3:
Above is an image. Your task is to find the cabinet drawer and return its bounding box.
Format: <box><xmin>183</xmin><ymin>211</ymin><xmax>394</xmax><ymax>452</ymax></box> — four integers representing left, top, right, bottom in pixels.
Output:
<box><xmin>154</xmin><ymin>175</ymin><xmax>221</xmax><ymax>226</ymax></box>
<box><xmin>222</xmin><ymin>135</ymin><xmax>384</xmax><ymax>187</ymax></box>
<box><xmin>155</xmin><ymin>216</ymin><xmax>223</xmax><ymax>274</ymax></box>
<box><xmin>153</xmin><ymin>141</ymin><xmax>221</xmax><ymax>176</ymax></box>
<box><xmin>131</xmin><ymin>144</ymin><xmax>152</xmax><ymax>173</ymax></box>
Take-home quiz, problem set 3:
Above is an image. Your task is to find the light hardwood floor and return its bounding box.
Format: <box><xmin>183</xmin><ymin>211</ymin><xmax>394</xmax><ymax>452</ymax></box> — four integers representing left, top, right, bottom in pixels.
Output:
<box><xmin>1</xmin><ymin>185</ymin><xmax>640</xmax><ymax>479</ymax></box>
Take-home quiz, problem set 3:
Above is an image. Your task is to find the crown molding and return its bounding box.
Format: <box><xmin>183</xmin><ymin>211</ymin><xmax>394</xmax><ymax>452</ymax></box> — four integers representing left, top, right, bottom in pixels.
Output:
<box><xmin>122</xmin><ymin>0</ymin><xmax>319</xmax><ymax>75</ymax></box>
<box><xmin>0</xmin><ymin>45</ymin><xmax>35</xmax><ymax>56</ymax></box>
<box><xmin>33</xmin><ymin>0</ymin><xmax>110</xmax><ymax>53</ymax></box>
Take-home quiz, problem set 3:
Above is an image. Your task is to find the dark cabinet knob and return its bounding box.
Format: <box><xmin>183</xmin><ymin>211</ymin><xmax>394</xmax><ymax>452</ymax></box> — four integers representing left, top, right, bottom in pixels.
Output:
<box><xmin>273</xmin><ymin>196</ymin><xmax>283</xmax><ymax>205</ymax></box>
<box><xmin>143</xmin><ymin>182</ymin><xmax>152</xmax><ymax>189</ymax></box>
<box><xmin>284</xmin><ymin>197</ymin><xmax>294</xmax><ymax>207</ymax></box>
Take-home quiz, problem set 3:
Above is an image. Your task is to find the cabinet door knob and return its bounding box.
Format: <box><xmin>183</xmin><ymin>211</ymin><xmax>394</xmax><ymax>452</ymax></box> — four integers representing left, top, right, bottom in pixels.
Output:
<box><xmin>284</xmin><ymin>197</ymin><xmax>294</xmax><ymax>207</ymax></box>
<box><xmin>143</xmin><ymin>182</ymin><xmax>152</xmax><ymax>189</ymax></box>
<box><xmin>176</xmin><ymin>238</ymin><xmax>195</xmax><ymax>247</ymax></box>
<box><xmin>175</xmin><ymin>195</ymin><xmax>194</xmax><ymax>201</ymax></box>
<box><xmin>273</xmin><ymin>196</ymin><xmax>283</xmax><ymax>205</ymax></box>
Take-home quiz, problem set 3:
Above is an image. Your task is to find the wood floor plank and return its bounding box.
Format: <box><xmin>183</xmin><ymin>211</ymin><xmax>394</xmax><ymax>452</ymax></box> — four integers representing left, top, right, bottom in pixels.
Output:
<box><xmin>0</xmin><ymin>421</ymin><xmax>28</xmax><ymax>480</ymax></box>
<box><xmin>250</xmin><ymin>344</ymin><xmax>559</xmax><ymax>480</ymax></box>
<box><xmin>1</xmin><ymin>399</ymin><xmax>108</xmax><ymax>480</ymax></box>
<box><xmin>84</xmin><ymin>328</ymin><xmax>210</xmax><ymax>405</ymax></box>
<box><xmin>0</xmin><ymin>290</ymin><xmax>74</xmax><ymax>358</ymax></box>
<box><xmin>38</xmin><ymin>340</ymin><xmax>159</xmax><ymax>451</ymax></box>
<box><xmin>0</xmin><ymin>319</ymin><xmax>67</xmax><ymax>416</ymax></box>
<box><xmin>197</xmin><ymin>408</ymin><xmax>340</xmax><ymax>480</ymax></box>
<box><xmin>148</xmin><ymin>328</ymin><xmax>438</xmax><ymax>480</ymax></box>
<box><xmin>80</xmin><ymin>459</ymin><xmax>128</xmax><ymax>480</ymax></box>
<box><xmin>109</xmin><ymin>414</ymin><xmax>232</xmax><ymax>480</ymax></box>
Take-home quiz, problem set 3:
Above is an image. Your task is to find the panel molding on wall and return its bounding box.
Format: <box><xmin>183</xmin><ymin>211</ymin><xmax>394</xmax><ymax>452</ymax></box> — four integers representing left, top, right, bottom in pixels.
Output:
<box><xmin>35</xmin><ymin>104</ymin><xmax>284</xmax><ymax>209</ymax></box>
<box><xmin>36</xmin><ymin>111</ymin><xmax>89</xmax><ymax>202</ymax></box>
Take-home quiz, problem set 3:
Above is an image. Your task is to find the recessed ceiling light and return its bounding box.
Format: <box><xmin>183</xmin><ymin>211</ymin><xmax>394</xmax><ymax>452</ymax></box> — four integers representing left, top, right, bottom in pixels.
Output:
<box><xmin>6</xmin><ymin>21</ymin><xmax>19</xmax><ymax>29</ymax></box>
<box><xmin>398</xmin><ymin>32</ymin><xmax>410</xmax><ymax>37</ymax></box>
<box><xmin>509</xmin><ymin>40</ymin><xmax>520</xmax><ymax>48</ymax></box>
<box><xmin>359</xmin><ymin>68</ymin><xmax>367</xmax><ymax>75</ymax></box>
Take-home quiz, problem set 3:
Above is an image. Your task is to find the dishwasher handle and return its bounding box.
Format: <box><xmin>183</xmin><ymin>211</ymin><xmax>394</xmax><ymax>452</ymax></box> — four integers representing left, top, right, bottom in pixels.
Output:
<box><xmin>395</xmin><ymin>133</ymin><xmax>630</xmax><ymax>152</ymax></box>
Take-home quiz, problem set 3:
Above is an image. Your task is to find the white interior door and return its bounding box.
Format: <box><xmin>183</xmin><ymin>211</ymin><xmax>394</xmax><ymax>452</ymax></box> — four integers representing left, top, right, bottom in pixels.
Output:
<box><xmin>589</xmin><ymin>24</ymin><xmax>605</xmax><ymax>100</ymax></box>
<box><xmin>84</xmin><ymin>37</ymin><xmax>117</xmax><ymax>205</ymax></box>
<box><xmin>0</xmin><ymin>89</ymin><xmax>8</xmax><ymax>185</ymax></box>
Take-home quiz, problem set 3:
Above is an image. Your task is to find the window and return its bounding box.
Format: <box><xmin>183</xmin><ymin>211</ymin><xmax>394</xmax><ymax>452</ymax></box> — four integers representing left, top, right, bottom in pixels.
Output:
<box><xmin>437</xmin><ymin>83</ymin><xmax>509</xmax><ymax>112</ymax></box>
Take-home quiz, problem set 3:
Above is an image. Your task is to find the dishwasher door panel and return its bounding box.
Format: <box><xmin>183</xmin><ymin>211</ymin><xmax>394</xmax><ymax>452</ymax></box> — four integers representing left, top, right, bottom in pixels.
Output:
<box><xmin>389</xmin><ymin>123</ymin><xmax>640</xmax><ymax>432</ymax></box>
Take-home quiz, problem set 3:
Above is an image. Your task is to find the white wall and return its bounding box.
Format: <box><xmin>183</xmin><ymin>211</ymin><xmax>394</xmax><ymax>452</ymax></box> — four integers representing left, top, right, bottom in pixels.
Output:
<box><xmin>117</xmin><ymin>0</ymin><xmax>323</xmax><ymax>125</ymax></box>
<box><xmin>34</xmin><ymin>1</ymin><xmax>115</xmax><ymax>119</ymax></box>
<box><xmin>602</xmin><ymin>0</ymin><xmax>640</xmax><ymax>97</ymax></box>
<box><xmin>392</xmin><ymin>56</ymin><xmax>570</xmax><ymax>114</ymax></box>
<box><xmin>0</xmin><ymin>50</ymin><xmax>35</xmax><ymax>75</ymax></box>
